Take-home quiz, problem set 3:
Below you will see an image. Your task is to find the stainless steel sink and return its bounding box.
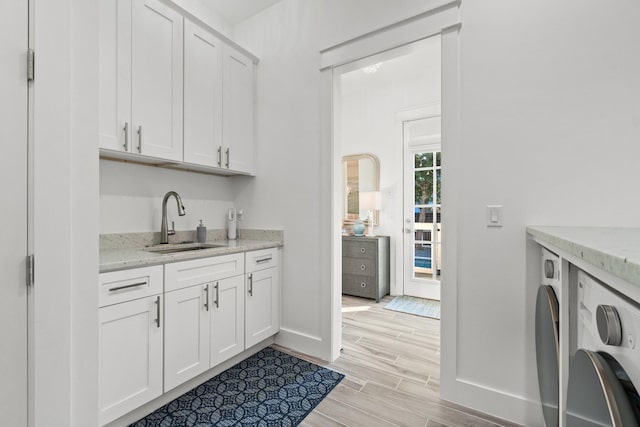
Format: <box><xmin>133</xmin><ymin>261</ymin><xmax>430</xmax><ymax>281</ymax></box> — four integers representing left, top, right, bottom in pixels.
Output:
<box><xmin>144</xmin><ymin>242</ymin><xmax>226</xmax><ymax>254</ymax></box>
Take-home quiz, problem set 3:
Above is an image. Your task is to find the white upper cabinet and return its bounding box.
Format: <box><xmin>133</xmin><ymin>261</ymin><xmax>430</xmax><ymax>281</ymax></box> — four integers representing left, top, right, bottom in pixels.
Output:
<box><xmin>99</xmin><ymin>0</ymin><xmax>183</xmax><ymax>162</ymax></box>
<box><xmin>183</xmin><ymin>20</ymin><xmax>223</xmax><ymax>167</ymax></box>
<box><xmin>222</xmin><ymin>45</ymin><xmax>255</xmax><ymax>174</ymax></box>
<box><xmin>99</xmin><ymin>0</ymin><xmax>131</xmax><ymax>152</ymax></box>
<box><xmin>131</xmin><ymin>0</ymin><xmax>183</xmax><ymax>161</ymax></box>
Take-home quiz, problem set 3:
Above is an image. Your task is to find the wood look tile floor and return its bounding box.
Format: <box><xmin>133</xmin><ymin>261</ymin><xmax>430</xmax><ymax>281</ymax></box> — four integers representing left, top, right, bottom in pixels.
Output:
<box><xmin>274</xmin><ymin>295</ymin><xmax>523</xmax><ymax>427</ymax></box>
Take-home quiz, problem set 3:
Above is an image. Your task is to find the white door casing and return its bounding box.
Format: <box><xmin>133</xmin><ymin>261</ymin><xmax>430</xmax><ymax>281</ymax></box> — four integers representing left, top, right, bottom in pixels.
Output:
<box><xmin>0</xmin><ymin>0</ymin><xmax>28</xmax><ymax>424</ymax></box>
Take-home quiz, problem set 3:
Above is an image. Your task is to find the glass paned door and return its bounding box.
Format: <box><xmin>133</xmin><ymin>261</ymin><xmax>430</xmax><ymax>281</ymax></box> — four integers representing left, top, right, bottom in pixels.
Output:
<box><xmin>403</xmin><ymin>118</ymin><xmax>441</xmax><ymax>300</ymax></box>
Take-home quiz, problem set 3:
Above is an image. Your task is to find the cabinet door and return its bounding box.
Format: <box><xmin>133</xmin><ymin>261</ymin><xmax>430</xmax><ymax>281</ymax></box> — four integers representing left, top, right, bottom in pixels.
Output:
<box><xmin>183</xmin><ymin>20</ymin><xmax>223</xmax><ymax>167</ymax></box>
<box><xmin>164</xmin><ymin>284</ymin><xmax>210</xmax><ymax>391</ymax></box>
<box><xmin>245</xmin><ymin>267</ymin><xmax>280</xmax><ymax>348</ymax></box>
<box><xmin>131</xmin><ymin>0</ymin><xmax>183</xmax><ymax>161</ymax></box>
<box><xmin>99</xmin><ymin>295</ymin><xmax>163</xmax><ymax>426</ymax></box>
<box><xmin>210</xmin><ymin>275</ymin><xmax>245</xmax><ymax>366</ymax></box>
<box><xmin>222</xmin><ymin>45</ymin><xmax>254</xmax><ymax>173</ymax></box>
<box><xmin>99</xmin><ymin>0</ymin><xmax>132</xmax><ymax>152</ymax></box>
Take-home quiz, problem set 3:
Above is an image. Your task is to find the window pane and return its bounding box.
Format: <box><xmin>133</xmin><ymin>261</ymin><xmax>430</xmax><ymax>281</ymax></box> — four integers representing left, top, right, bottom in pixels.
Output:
<box><xmin>415</xmin><ymin>153</ymin><xmax>433</xmax><ymax>168</ymax></box>
<box><xmin>436</xmin><ymin>169</ymin><xmax>441</xmax><ymax>204</ymax></box>
<box><xmin>415</xmin><ymin>170</ymin><xmax>433</xmax><ymax>204</ymax></box>
<box><xmin>436</xmin><ymin>151</ymin><xmax>441</xmax><ymax>166</ymax></box>
<box><xmin>414</xmin><ymin>243</ymin><xmax>432</xmax><ymax>269</ymax></box>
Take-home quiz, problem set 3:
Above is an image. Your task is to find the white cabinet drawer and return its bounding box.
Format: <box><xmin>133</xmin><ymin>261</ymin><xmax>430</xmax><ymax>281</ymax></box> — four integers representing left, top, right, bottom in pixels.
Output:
<box><xmin>99</xmin><ymin>265</ymin><xmax>163</xmax><ymax>308</ymax></box>
<box><xmin>164</xmin><ymin>253</ymin><xmax>245</xmax><ymax>292</ymax></box>
<box><xmin>246</xmin><ymin>247</ymin><xmax>280</xmax><ymax>273</ymax></box>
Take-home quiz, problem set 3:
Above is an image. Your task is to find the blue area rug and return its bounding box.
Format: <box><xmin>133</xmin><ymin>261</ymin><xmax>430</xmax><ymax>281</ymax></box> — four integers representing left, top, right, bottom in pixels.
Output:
<box><xmin>384</xmin><ymin>295</ymin><xmax>441</xmax><ymax>319</ymax></box>
<box><xmin>130</xmin><ymin>347</ymin><xmax>344</xmax><ymax>427</ymax></box>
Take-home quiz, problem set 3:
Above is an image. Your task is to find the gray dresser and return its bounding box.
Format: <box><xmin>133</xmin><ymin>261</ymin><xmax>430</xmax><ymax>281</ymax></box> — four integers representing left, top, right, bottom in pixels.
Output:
<box><xmin>342</xmin><ymin>235</ymin><xmax>390</xmax><ymax>302</ymax></box>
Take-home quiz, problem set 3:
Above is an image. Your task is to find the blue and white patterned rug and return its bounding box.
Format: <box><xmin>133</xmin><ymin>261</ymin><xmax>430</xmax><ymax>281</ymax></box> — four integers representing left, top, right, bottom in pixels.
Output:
<box><xmin>384</xmin><ymin>295</ymin><xmax>441</xmax><ymax>319</ymax></box>
<box><xmin>130</xmin><ymin>347</ymin><xmax>343</xmax><ymax>427</ymax></box>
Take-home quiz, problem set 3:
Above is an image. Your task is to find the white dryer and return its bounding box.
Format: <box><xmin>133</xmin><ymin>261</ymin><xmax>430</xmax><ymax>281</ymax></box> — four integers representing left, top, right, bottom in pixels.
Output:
<box><xmin>566</xmin><ymin>270</ymin><xmax>640</xmax><ymax>426</ymax></box>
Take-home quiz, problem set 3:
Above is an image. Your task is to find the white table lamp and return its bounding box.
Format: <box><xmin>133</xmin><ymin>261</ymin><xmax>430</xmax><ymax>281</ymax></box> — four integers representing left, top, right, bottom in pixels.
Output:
<box><xmin>359</xmin><ymin>191</ymin><xmax>382</xmax><ymax>236</ymax></box>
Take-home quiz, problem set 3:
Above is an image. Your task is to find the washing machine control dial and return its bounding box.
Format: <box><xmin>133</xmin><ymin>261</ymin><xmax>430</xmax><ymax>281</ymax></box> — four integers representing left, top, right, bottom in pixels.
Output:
<box><xmin>596</xmin><ymin>305</ymin><xmax>622</xmax><ymax>346</ymax></box>
<box><xmin>544</xmin><ymin>259</ymin><xmax>555</xmax><ymax>279</ymax></box>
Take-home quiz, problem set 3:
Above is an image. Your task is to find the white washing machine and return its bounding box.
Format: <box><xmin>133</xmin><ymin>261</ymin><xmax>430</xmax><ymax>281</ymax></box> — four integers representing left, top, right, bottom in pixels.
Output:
<box><xmin>536</xmin><ymin>247</ymin><xmax>561</xmax><ymax>427</ymax></box>
<box><xmin>566</xmin><ymin>270</ymin><xmax>640</xmax><ymax>426</ymax></box>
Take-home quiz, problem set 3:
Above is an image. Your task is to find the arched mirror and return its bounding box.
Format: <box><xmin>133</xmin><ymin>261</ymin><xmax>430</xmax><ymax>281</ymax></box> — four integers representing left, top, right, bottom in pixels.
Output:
<box><xmin>342</xmin><ymin>154</ymin><xmax>380</xmax><ymax>226</ymax></box>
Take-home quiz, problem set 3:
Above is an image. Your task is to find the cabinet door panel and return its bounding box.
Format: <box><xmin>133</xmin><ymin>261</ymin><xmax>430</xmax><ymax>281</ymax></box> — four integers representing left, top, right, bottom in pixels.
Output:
<box><xmin>99</xmin><ymin>0</ymin><xmax>132</xmax><ymax>151</ymax></box>
<box><xmin>99</xmin><ymin>295</ymin><xmax>162</xmax><ymax>426</ymax></box>
<box><xmin>184</xmin><ymin>20</ymin><xmax>223</xmax><ymax>167</ymax></box>
<box><xmin>211</xmin><ymin>275</ymin><xmax>245</xmax><ymax>366</ymax></box>
<box><xmin>245</xmin><ymin>267</ymin><xmax>280</xmax><ymax>348</ymax></box>
<box><xmin>132</xmin><ymin>0</ymin><xmax>183</xmax><ymax>161</ymax></box>
<box><xmin>223</xmin><ymin>45</ymin><xmax>254</xmax><ymax>173</ymax></box>
<box><xmin>164</xmin><ymin>285</ymin><xmax>209</xmax><ymax>391</ymax></box>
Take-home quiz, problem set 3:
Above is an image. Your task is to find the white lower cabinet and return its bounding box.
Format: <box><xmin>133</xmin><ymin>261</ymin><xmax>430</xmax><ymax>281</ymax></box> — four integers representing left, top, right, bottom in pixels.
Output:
<box><xmin>99</xmin><ymin>294</ymin><xmax>163</xmax><ymax>426</ymax></box>
<box><xmin>99</xmin><ymin>249</ymin><xmax>280</xmax><ymax>425</ymax></box>
<box><xmin>245</xmin><ymin>248</ymin><xmax>281</xmax><ymax>348</ymax></box>
<box><xmin>210</xmin><ymin>275</ymin><xmax>245</xmax><ymax>366</ymax></box>
<box><xmin>164</xmin><ymin>284</ymin><xmax>210</xmax><ymax>392</ymax></box>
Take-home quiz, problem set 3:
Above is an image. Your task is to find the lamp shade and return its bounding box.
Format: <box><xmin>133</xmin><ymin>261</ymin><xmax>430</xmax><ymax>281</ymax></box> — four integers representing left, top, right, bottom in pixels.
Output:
<box><xmin>360</xmin><ymin>191</ymin><xmax>382</xmax><ymax>210</ymax></box>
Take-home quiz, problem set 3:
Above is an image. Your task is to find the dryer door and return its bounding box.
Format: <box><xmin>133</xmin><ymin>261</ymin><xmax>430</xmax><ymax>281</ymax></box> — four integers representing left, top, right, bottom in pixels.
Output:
<box><xmin>566</xmin><ymin>349</ymin><xmax>640</xmax><ymax>426</ymax></box>
<box><xmin>536</xmin><ymin>285</ymin><xmax>559</xmax><ymax>427</ymax></box>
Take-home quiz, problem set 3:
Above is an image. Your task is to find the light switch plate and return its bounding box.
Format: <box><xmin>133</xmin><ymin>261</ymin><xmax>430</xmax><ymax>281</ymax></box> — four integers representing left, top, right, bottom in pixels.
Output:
<box><xmin>487</xmin><ymin>205</ymin><xmax>503</xmax><ymax>227</ymax></box>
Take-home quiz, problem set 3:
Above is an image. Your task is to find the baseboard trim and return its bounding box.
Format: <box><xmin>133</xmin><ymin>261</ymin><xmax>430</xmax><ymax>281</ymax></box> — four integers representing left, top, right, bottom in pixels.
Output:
<box><xmin>440</xmin><ymin>377</ymin><xmax>542</xmax><ymax>426</ymax></box>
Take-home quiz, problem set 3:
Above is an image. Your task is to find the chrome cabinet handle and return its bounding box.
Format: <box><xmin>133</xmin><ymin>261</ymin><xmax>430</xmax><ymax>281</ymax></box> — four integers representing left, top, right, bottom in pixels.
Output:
<box><xmin>217</xmin><ymin>146</ymin><xmax>222</xmax><ymax>167</ymax></box>
<box><xmin>109</xmin><ymin>281</ymin><xmax>146</xmax><ymax>292</ymax></box>
<box><xmin>123</xmin><ymin>122</ymin><xmax>129</xmax><ymax>151</ymax></box>
<box><xmin>256</xmin><ymin>256</ymin><xmax>272</xmax><ymax>264</ymax></box>
<box><xmin>204</xmin><ymin>284</ymin><xmax>210</xmax><ymax>311</ymax></box>
<box><xmin>214</xmin><ymin>282</ymin><xmax>219</xmax><ymax>308</ymax></box>
<box><xmin>225</xmin><ymin>148</ymin><xmax>230</xmax><ymax>168</ymax></box>
<box><xmin>154</xmin><ymin>296</ymin><xmax>161</xmax><ymax>328</ymax></box>
<box><xmin>248</xmin><ymin>273</ymin><xmax>253</xmax><ymax>296</ymax></box>
<box><xmin>137</xmin><ymin>125</ymin><xmax>142</xmax><ymax>153</ymax></box>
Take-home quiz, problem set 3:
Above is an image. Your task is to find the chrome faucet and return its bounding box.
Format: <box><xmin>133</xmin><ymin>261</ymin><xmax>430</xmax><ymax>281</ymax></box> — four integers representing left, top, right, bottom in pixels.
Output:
<box><xmin>161</xmin><ymin>191</ymin><xmax>186</xmax><ymax>244</ymax></box>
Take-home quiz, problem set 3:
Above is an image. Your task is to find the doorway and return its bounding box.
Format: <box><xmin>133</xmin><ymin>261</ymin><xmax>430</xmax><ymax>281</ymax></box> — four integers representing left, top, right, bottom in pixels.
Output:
<box><xmin>0</xmin><ymin>0</ymin><xmax>30</xmax><ymax>424</ymax></box>
<box><xmin>403</xmin><ymin>117</ymin><xmax>442</xmax><ymax>300</ymax></box>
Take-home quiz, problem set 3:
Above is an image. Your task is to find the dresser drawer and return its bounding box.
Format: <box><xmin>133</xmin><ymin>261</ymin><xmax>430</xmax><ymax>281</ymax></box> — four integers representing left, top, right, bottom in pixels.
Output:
<box><xmin>342</xmin><ymin>257</ymin><xmax>376</xmax><ymax>277</ymax></box>
<box><xmin>342</xmin><ymin>274</ymin><xmax>376</xmax><ymax>299</ymax></box>
<box><xmin>343</xmin><ymin>240</ymin><xmax>377</xmax><ymax>260</ymax></box>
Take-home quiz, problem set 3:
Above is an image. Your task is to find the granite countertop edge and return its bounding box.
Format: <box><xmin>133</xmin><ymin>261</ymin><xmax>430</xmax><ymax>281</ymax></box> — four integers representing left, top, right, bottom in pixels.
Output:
<box><xmin>100</xmin><ymin>239</ymin><xmax>283</xmax><ymax>273</ymax></box>
<box><xmin>527</xmin><ymin>226</ymin><xmax>640</xmax><ymax>289</ymax></box>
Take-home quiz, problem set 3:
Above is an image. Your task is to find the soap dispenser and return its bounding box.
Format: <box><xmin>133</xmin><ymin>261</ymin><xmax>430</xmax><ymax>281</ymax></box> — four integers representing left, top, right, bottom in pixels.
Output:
<box><xmin>196</xmin><ymin>219</ymin><xmax>207</xmax><ymax>243</ymax></box>
<box><xmin>227</xmin><ymin>208</ymin><xmax>237</xmax><ymax>240</ymax></box>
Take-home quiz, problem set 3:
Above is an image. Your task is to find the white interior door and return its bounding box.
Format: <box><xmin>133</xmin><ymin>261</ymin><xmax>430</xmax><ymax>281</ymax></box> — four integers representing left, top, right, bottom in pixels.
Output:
<box><xmin>403</xmin><ymin>117</ymin><xmax>441</xmax><ymax>300</ymax></box>
<box><xmin>0</xmin><ymin>0</ymin><xmax>29</xmax><ymax>424</ymax></box>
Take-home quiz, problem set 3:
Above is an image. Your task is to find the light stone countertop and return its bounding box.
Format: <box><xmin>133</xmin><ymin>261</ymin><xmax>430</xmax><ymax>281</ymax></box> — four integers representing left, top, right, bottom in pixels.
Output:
<box><xmin>527</xmin><ymin>226</ymin><xmax>640</xmax><ymax>289</ymax></box>
<box><xmin>100</xmin><ymin>229</ymin><xmax>283</xmax><ymax>273</ymax></box>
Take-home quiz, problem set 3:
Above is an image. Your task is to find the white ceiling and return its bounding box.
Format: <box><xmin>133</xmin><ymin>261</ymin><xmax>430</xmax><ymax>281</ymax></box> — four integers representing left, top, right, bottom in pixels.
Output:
<box><xmin>203</xmin><ymin>0</ymin><xmax>282</xmax><ymax>24</ymax></box>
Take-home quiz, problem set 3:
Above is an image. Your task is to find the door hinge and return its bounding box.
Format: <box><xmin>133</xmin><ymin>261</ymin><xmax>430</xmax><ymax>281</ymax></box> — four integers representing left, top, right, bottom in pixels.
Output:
<box><xmin>27</xmin><ymin>49</ymin><xmax>35</xmax><ymax>82</ymax></box>
<box><xmin>26</xmin><ymin>254</ymin><xmax>35</xmax><ymax>287</ymax></box>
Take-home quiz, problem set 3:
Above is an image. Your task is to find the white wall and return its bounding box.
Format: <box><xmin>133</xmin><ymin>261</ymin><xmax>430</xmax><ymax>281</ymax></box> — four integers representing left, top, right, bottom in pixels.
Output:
<box><xmin>235</xmin><ymin>0</ymin><xmax>640</xmax><ymax>425</ymax></box>
<box><xmin>100</xmin><ymin>160</ymin><xmax>236</xmax><ymax>233</ymax></box>
<box><xmin>339</xmin><ymin>45</ymin><xmax>441</xmax><ymax>295</ymax></box>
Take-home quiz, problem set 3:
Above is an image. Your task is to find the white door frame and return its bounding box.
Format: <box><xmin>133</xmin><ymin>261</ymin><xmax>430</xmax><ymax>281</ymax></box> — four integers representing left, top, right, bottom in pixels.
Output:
<box><xmin>319</xmin><ymin>1</ymin><xmax>462</xmax><ymax>375</ymax></box>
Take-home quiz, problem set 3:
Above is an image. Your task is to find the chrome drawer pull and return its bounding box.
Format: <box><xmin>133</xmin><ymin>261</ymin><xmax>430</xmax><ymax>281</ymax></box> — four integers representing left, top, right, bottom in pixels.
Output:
<box><xmin>123</xmin><ymin>122</ymin><xmax>129</xmax><ymax>150</ymax></box>
<box><xmin>109</xmin><ymin>281</ymin><xmax>147</xmax><ymax>292</ymax></box>
<box><xmin>256</xmin><ymin>256</ymin><xmax>272</xmax><ymax>264</ymax></box>
<box><xmin>217</xmin><ymin>146</ymin><xmax>222</xmax><ymax>167</ymax></box>
<box><xmin>155</xmin><ymin>296</ymin><xmax>161</xmax><ymax>328</ymax></box>
<box><xmin>360</xmin><ymin>247</ymin><xmax>366</xmax><ymax>254</ymax></box>
<box><xmin>204</xmin><ymin>284</ymin><xmax>210</xmax><ymax>311</ymax></box>
<box><xmin>214</xmin><ymin>282</ymin><xmax>219</xmax><ymax>308</ymax></box>
<box><xmin>137</xmin><ymin>125</ymin><xmax>142</xmax><ymax>153</ymax></box>
<box><xmin>248</xmin><ymin>273</ymin><xmax>253</xmax><ymax>296</ymax></box>
<box><xmin>360</xmin><ymin>265</ymin><xmax>366</xmax><ymax>271</ymax></box>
